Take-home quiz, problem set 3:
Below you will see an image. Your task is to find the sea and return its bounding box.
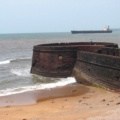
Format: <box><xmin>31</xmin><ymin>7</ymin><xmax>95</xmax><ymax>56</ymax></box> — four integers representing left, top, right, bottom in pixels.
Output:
<box><xmin>0</xmin><ymin>30</ymin><xmax>120</xmax><ymax>97</ymax></box>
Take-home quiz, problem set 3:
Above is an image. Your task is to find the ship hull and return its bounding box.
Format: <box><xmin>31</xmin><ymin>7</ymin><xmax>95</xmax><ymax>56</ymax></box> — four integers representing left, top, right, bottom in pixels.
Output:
<box><xmin>71</xmin><ymin>30</ymin><xmax>112</xmax><ymax>34</ymax></box>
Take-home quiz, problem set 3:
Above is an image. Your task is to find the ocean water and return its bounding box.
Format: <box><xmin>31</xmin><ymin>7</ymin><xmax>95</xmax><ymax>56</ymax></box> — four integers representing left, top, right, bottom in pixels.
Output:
<box><xmin>0</xmin><ymin>30</ymin><xmax>120</xmax><ymax>96</ymax></box>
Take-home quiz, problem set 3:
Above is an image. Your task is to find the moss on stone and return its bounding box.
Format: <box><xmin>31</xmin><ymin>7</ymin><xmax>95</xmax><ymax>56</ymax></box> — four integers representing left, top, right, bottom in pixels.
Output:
<box><xmin>91</xmin><ymin>83</ymin><xmax>109</xmax><ymax>90</ymax></box>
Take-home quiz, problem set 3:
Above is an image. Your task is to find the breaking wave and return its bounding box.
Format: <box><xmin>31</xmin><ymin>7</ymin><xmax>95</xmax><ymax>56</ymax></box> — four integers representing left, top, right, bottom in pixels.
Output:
<box><xmin>10</xmin><ymin>67</ymin><xmax>31</xmax><ymax>77</ymax></box>
<box><xmin>0</xmin><ymin>60</ymin><xmax>10</xmax><ymax>65</ymax></box>
<box><xmin>0</xmin><ymin>57</ymin><xmax>31</xmax><ymax>65</ymax></box>
<box><xmin>0</xmin><ymin>77</ymin><xmax>76</xmax><ymax>96</ymax></box>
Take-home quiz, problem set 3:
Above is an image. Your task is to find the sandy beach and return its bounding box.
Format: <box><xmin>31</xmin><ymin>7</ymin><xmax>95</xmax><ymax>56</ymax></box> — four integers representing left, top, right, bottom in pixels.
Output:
<box><xmin>0</xmin><ymin>84</ymin><xmax>120</xmax><ymax>120</ymax></box>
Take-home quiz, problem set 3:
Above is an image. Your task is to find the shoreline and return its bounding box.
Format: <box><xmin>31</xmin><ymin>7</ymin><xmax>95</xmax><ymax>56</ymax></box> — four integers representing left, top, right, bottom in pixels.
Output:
<box><xmin>0</xmin><ymin>84</ymin><xmax>120</xmax><ymax>120</ymax></box>
<box><xmin>0</xmin><ymin>83</ymin><xmax>89</xmax><ymax>107</ymax></box>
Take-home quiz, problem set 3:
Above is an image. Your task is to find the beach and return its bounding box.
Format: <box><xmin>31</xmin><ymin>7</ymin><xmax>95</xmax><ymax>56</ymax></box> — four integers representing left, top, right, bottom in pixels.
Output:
<box><xmin>0</xmin><ymin>84</ymin><xmax>120</xmax><ymax>120</ymax></box>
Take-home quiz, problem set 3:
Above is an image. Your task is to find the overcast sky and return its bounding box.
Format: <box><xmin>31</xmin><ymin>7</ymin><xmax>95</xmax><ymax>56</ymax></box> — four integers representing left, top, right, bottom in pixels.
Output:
<box><xmin>0</xmin><ymin>0</ymin><xmax>120</xmax><ymax>34</ymax></box>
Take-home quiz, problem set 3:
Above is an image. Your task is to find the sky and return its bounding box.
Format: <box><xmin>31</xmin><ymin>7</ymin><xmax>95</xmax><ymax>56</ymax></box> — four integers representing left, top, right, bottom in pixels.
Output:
<box><xmin>0</xmin><ymin>0</ymin><xmax>120</xmax><ymax>34</ymax></box>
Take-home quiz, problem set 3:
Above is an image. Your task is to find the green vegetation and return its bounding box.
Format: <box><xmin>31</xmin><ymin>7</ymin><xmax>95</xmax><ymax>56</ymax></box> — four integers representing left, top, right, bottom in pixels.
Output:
<box><xmin>91</xmin><ymin>83</ymin><xmax>109</xmax><ymax>90</ymax></box>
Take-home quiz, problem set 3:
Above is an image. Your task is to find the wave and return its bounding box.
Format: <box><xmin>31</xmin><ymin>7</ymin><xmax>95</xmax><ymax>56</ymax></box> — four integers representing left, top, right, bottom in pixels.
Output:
<box><xmin>0</xmin><ymin>77</ymin><xmax>76</xmax><ymax>96</ymax></box>
<box><xmin>10</xmin><ymin>67</ymin><xmax>31</xmax><ymax>77</ymax></box>
<box><xmin>0</xmin><ymin>57</ymin><xmax>31</xmax><ymax>65</ymax></box>
<box><xmin>0</xmin><ymin>60</ymin><xmax>10</xmax><ymax>65</ymax></box>
<box><xmin>11</xmin><ymin>57</ymin><xmax>31</xmax><ymax>61</ymax></box>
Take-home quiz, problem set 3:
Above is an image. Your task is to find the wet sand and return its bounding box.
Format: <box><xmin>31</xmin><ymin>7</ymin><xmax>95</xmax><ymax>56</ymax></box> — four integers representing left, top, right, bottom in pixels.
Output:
<box><xmin>0</xmin><ymin>84</ymin><xmax>120</xmax><ymax>120</ymax></box>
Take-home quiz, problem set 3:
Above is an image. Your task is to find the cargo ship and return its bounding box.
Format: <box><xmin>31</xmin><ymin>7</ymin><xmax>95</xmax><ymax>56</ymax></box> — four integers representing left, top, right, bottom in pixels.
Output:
<box><xmin>31</xmin><ymin>42</ymin><xmax>120</xmax><ymax>92</ymax></box>
<box><xmin>71</xmin><ymin>26</ymin><xmax>112</xmax><ymax>34</ymax></box>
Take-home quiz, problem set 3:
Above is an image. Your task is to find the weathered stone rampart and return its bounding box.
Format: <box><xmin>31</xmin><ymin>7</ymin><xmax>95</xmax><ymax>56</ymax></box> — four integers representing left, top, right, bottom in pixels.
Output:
<box><xmin>31</xmin><ymin>42</ymin><xmax>120</xmax><ymax>92</ymax></box>
<box><xmin>101</xmin><ymin>47</ymin><xmax>120</xmax><ymax>56</ymax></box>
<box><xmin>74</xmin><ymin>50</ymin><xmax>120</xmax><ymax>92</ymax></box>
<box><xmin>77</xmin><ymin>51</ymin><xmax>120</xmax><ymax>70</ymax></box>
<box><xmin>31</xmin><ymin>46</ymin><xmax>77</xmax><ymax>77</ymax></box>
<box><xmin>31</xmin><ymin>42</ymin><xmax>110</xmax><ymax>77</ymax></box>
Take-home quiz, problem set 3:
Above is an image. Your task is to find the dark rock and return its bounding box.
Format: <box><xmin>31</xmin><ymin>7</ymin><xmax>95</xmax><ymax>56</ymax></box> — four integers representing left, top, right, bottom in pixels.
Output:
<box><xmin>102</xmin><ymin>99</ymin><xmax>105</xmax><ymax>102</ymax></box>
<box><xmin>72</xmin><ymin>90</ymin><xmax>77</xmax><ymax>92</ymax></box>
<box><xmin>116</xmin><ymin>102</ymin><xmax>120</xmax><ymax>105</ymax></box>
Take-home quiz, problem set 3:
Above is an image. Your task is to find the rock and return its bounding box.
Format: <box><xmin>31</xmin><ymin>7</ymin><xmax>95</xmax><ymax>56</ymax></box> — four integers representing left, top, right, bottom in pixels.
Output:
<box><xmin>116</xmin><ymin>102</ymin><xmax>120</xmax><ymax>105</ymax></box>
<box><xmin>102</xmin><ymin>99</ymin><xmax>105</xmax><ymax>102</ymax></box>
<box><xmin>72</xmin><ymin>90</ymin><xmax>77</xmax><ymax>92</ymax></box>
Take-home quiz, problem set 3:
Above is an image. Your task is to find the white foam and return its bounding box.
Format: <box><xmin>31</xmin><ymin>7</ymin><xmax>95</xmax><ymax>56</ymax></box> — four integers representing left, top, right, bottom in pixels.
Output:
<box><xmin>11</xmin><ymin>68</ymin><xmax>30</xmax><ymax>77</ymax></box>
<box><xmin>0</xmin><ymin>57</ymin><xmax>31</xmax><ymax>65</ymax></box>
<box><xmin>0</xmin><ymin>77</ymin><xmax>76</xmax><ymax>96</ymax></box>
<box><xmin>11</xmin><ymin>57</ymin><xmax>31</xmax><ymax>62</ymax></box>
<box><xmin>0</xmin><ymin>60</ymin><xmax>10</xmax><ymax>65</ymax></box>
<box><xmin>40</xmin><ymin>77</ymin><xmax>76</xmax><ymax>89</ymax></box>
